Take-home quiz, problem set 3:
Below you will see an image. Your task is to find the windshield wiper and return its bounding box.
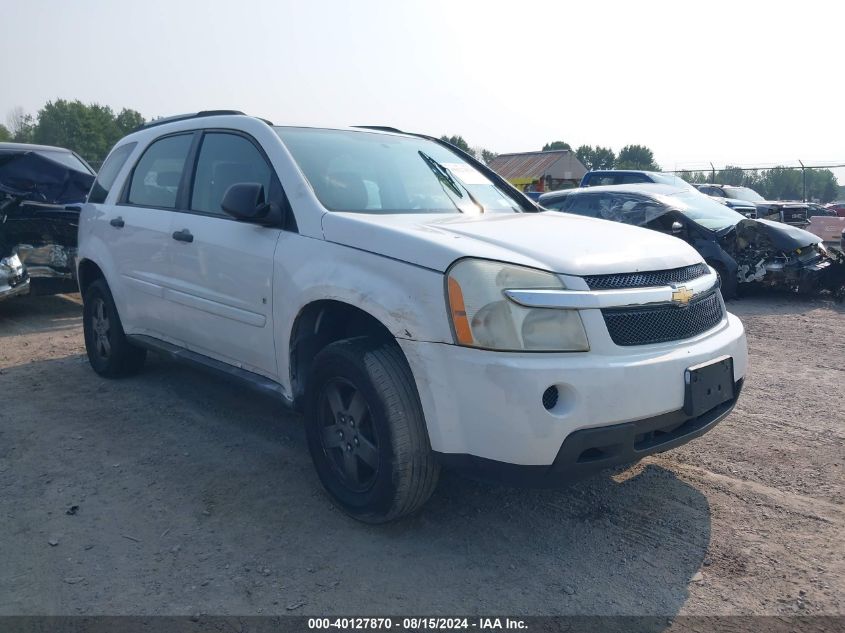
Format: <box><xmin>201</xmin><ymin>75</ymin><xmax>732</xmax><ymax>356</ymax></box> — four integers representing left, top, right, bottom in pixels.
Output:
<box><xmin>418</xmin><ymin>151</ymin><xmax>484</xmax><ymax>213</ymax></box>
<box><xmin>419</xmin><ymin>151</ymin><xmax>462</xmax><ymax>197</ymax></box>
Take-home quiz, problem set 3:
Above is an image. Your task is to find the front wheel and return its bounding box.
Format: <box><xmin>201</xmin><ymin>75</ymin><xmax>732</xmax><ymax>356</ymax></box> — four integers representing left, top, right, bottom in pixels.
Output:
<box><xmin>304</xmin><ymin>337</ymin><xmax>439</xmax><ymax>523</ymax></box>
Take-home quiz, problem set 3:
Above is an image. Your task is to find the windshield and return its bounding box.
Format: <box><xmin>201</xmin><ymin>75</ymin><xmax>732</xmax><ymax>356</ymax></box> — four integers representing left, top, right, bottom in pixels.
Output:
<box><xmin>657</xmin><ymin>190</ymin><xmax>746</xmax><ymax>230</ymax></box>
<box><xmin>723</xmin><ymin>186</ymin><xmax>764</xmax><ymax>202</ymax></box>
<box><xmin>274</xmin><ymin>127</ymin><xmax>522</xmax><ymax>215</ymax></box>
<box><xmin>35</xmin><ymin>150</ymin><xmax>94</xmax><ymax>175</ymax></box>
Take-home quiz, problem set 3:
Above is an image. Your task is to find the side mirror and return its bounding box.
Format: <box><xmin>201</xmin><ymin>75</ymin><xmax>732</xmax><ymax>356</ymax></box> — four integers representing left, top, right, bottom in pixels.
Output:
<box><xmin>671</xmin><ymin>221</ymin><xmax>684</xmax><ymax>234</ymax></box>
<box><xmin>221</xmin><ymin>183</ymin><xmax>270</xmax><ymax>221</ymax></box>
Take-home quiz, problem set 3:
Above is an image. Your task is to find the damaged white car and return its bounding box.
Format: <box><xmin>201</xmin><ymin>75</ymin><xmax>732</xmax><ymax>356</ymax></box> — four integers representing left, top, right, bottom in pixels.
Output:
<box><xmin>0</xmin><ymin>142</ymin><xmax>95</xmax><ymax>300</ymax></box>
<box><xmin>77</xmin><ymin>112</ymin><xmax>748</xmax><ymax>522</ymax></box>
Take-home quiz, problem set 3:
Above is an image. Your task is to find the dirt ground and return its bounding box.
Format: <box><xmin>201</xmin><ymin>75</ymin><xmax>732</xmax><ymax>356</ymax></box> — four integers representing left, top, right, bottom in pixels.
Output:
<box><xmin>0</xmin><ymin>292</ymin><xmax>842</xmax><ymax>617</ymax></box>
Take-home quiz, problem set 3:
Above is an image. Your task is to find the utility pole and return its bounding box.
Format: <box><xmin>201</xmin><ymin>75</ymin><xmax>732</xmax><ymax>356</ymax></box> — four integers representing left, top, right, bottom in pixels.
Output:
<box><xmin>710</xmin><ymin>162</ymin><xmax>716</xmax><ymax>184</ymax></box>
<box><xmin>798</xmin><ymin>160</ymin><xmax>806</xmax><ymax>202</ymax></box>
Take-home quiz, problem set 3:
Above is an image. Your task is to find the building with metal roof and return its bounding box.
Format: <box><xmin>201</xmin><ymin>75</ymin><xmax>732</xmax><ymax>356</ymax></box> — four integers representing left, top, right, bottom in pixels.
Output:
<box><xmin>488</xmin><ymin>150</ymin><xmax>587</xmax><ymax>193</ymax></box>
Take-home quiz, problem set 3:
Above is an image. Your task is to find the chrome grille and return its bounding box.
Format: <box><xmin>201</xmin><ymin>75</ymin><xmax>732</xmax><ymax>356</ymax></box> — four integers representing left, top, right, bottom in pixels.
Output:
<box><xmin>584</xmin><ymin>263</ymin><xmax>709</xmax><ymax>290</ymax></box>
<box><xmin>602</xmin><ymin>290</ymin><xmax>724</xmax><ymax>346</ymax></box>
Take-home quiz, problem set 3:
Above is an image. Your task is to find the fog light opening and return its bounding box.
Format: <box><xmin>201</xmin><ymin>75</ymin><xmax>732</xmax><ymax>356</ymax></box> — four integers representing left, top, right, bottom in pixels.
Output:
<box><xmin>542</xmin><ymin>386</ymin><xmax>559</xmax><ymax>411</ymax></box>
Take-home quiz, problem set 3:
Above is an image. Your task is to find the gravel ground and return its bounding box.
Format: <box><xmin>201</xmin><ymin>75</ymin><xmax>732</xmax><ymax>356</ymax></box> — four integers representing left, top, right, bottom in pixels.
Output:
<box><xmin>0</xmin><ymin>292</ymin><xmax>842</xmax><ymax>617</ymax></box>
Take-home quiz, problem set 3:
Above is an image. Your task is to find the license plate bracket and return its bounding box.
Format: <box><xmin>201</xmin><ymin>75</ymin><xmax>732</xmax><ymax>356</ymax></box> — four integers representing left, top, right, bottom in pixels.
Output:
<box><xmin>684</xmin><ymin>356</ymin><xmax>734</xmax><ymax>418</ymax></box>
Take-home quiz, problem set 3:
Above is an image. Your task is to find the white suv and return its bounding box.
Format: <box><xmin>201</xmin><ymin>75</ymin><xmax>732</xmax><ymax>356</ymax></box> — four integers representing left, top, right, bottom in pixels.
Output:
<box><xmin>77</xmin><ymin>112</ymin><xmax>748</xmax><ymax>522</ymax></box>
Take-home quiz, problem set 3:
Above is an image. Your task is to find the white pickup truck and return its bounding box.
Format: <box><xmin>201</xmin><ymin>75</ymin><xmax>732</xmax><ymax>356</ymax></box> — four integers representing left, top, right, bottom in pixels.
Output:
<box><xmin>77</xmin><ymin>112</ymin><xmax>747</xmax><ymax>522</ymax></box>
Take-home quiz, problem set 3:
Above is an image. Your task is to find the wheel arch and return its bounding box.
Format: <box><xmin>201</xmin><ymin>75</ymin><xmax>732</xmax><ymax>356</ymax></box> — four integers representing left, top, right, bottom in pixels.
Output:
<box><xmin>76</xmin><ymin>258</ymin><xmax>105</xmax><ymax>296</ymax></box>
<box><xmin>288</xmin><ymin>299</ymin><xmax>409</xmax><ymax>407</ymax></box>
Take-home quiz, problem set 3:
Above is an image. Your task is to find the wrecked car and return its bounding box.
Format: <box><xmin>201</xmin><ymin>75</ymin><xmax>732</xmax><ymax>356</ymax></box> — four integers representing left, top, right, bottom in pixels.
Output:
<box><xmin>694</xmin><ymin>183</ymin><xmax>809</xmax><ymax>227</ymax></box>
<box><xmin>539</xmin><ymin>184</ymin><xmax>845</xmax><ymax>299</ymax></box>
<box><xmin>579</xmin><ymin>170</ymin><xmax>759</xmax><ymax>217</ymax></box>
<box><xmin>0</xmin><ymin>143</ymin><xmax>95</xmax><ymax>299</ymax></box>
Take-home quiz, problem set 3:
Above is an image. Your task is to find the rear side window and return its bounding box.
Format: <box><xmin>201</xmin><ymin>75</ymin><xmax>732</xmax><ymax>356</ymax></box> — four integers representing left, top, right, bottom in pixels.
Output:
<box><xmin>88</xmin><ymin>142</ymin><xmax>136</xmax><ymax>203</ymax></box>
<box><xmin>126</xmin><ymin>134</ymin><xmax>193</xmax><ymax>208</ymax></box>
<box><xmin>190</xmin><ymin>133</ymin><xmax>272</xmax><ymax>216</ymax></box>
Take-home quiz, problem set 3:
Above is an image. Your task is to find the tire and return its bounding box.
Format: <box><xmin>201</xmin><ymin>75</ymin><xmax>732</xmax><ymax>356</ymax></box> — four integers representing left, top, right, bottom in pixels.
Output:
<box><xmin>304</xmin><ymin>337</ymin><xmax>440</xmax><ymax>523</ymax></box>
<box><xmin>710</xmin><ymin>261</ymin><xmax>737</xmax><ymax>300</ymax></box>
<box><xmin>82</xmin><ymin>278</ymin><xmax>146</xmax><ymax>378</ymax></box>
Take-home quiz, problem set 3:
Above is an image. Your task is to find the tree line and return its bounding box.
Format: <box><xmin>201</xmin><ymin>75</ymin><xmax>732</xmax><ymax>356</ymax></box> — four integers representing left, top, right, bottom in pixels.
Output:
<box><xmin>677</xmin><ymin>166</ymin><xmax>839</xmax><ymax>203</ymax></box>
<box><xmin>2</xmin><ymin>100</ymin><xmax>146</xmax><ymax>167</ymax></box>
<box><xmin>443</xmin><ymin>135</ymin><xmax>661</xmax><ymax>171</ymax></box>
<box><xmin>3</xmin><ymin>102</ymin><xmax>839</xmax><ymax>202</ymax></box>
<box><xmin>542</xmin><ymin>140</ymin><xmax>660</xmax><ymax>171</ymax></box>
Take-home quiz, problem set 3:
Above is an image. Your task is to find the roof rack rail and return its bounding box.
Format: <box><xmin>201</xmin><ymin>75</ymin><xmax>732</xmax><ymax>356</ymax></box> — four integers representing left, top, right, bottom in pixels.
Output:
<box><xmin>133</xmin><ymin>110</ymin><xmax>258</xmax><ymax>132</ymax></box>
<box><xmin>353</xmin><ymin>125</ymin><xmax>405</xmax><ymax>134</ymax></box>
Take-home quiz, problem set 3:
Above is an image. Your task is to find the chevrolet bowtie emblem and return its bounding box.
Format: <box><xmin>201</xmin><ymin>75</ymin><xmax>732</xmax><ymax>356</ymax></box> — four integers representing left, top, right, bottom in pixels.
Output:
<box><xmin>672</xmin><ymin>286</ymin><xmax>694</xmax><ymax>305</ymax></box>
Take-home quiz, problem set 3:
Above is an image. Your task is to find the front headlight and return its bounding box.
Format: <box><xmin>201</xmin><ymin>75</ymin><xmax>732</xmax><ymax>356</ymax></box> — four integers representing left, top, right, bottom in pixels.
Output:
<box><xmin>446</xmin><ymin>258</ymin><xmax>589</xmax><ymax>351</ymax></box>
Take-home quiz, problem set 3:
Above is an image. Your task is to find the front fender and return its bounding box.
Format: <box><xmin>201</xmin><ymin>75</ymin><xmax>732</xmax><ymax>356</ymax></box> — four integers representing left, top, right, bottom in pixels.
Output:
<box><xmin>273</xmin><ymin>235</ymin><xmax>452</xmax><ymax>395</ymax></box>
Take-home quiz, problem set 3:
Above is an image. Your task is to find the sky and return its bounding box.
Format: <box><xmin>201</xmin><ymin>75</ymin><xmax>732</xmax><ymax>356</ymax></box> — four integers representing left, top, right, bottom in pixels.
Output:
<box><xmin>2</xmin><ymin>0</ymin><xmax>843</xmax><ymax>180</ymax></box>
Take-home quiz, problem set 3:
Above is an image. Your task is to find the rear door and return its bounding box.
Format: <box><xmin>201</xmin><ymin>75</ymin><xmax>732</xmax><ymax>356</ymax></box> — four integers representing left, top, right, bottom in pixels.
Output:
<box><xmin>109</xmin><ymin>133</ymin><xmax>195</xmax><ymax>337</ymax></box>
<box><xmin>163</xmin><ymin>130</ymin><xmax>282</xmax><ymax>378</ymax></box>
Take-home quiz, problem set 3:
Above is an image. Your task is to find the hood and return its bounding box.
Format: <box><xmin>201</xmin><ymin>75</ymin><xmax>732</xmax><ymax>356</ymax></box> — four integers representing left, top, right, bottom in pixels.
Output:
<box><xmin>735</xmin><ymin>218</ymin><xmax>821</xmax><ymax>251</ymax></box>
<box><xmin>321</xmin><ymin>211</ymin><xmax>702</xmax><ymax>275</ymax></box>
<box><xmin>0</xmin><ymin>151</ymin><xmax>94</xmax><ymax>206</ymax></box>
<box><xmin>722</xmin><ymin>197</ymin><xmax>756</xmax><ymax>210</ymax></box>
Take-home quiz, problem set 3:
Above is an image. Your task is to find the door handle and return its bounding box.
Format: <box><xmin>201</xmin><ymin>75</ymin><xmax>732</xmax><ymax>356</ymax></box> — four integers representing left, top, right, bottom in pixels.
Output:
<box><xmin>172</xmin><ymin>229</ymin><xmax>194</xmax><ymax>243</ymax></box>
<box><xmin>109</xmin><ymin>217</ymin><xmax>125</xmax><ymax>228</ymax></box>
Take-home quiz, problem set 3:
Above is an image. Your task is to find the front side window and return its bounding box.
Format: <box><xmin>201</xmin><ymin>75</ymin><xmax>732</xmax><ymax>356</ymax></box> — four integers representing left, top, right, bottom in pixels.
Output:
<box><xmin>190</xmin><ymin>133</ymin><xmax>272</xmax><ymax>215</ymax></box>
<box><xmin>89</xmin><ymin>143</ymin><xmax>136</xmax><ymax>203</ymax></box>
<box><xmin>656</xmin><ymin>190</ymin><xmax>745</xmax><ymax>231</ymax></box>
<box><xmin>275</xmin><ymin>127</ymin><xmax>522</xmax><ymax>215</ymax></box>
<box><xmin>126</xmin><ymin>134</ymin><xmax>193</xmax><ymax>208</ymax></box>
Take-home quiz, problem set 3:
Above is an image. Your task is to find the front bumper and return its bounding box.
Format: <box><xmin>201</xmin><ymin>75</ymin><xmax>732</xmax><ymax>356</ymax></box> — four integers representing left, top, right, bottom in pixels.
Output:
<box><xmin>437</xmin><ymin>379</ymin><xmax>742</xmax><ymax>486</ymax></box>
<box><xmin>761</xmin><ymin>252</ymin><xmax>845</xmax><ymax>292</ymax></box>
<box><xmin>399</xmin><ymin>312</ymin><xmax>747</xmax><ymax>468</ymax></box>
<box><xmin>0</xmin><ymin>275</ymin><xmax>31</xmax><ymax>301</ymax></box>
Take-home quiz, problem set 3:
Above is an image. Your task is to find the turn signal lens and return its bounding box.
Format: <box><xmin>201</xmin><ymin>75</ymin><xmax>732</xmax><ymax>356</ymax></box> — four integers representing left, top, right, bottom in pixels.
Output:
<box><xmin>447</xmin><ymin>277</ymin><xmax>474</xmax><ymax>345</ymax></box>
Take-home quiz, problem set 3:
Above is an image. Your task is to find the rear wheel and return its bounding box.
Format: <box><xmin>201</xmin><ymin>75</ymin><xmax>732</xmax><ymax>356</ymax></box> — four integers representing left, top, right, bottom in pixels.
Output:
<box><xmin>83</xmin><ymin>279</ymin><xmax>146</xmax><ymax>377</ymax></box>
<box><xmin>304</xmin><ymin>337</ymin><xmax>439</xmax><ymax>522</ymax></box>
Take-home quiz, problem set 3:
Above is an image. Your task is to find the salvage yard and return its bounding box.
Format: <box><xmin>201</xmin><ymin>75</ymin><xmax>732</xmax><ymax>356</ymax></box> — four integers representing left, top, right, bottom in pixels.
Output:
<box><xmin>0</xmin><ymin>293</ymin><xmax>843</xmax><ymax>616</ymax></box>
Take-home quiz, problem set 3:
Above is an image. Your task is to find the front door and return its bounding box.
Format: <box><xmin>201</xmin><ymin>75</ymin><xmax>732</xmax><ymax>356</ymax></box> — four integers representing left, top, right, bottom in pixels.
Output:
<box><xmin>163</xmin><ymin>131</ymin><xmax>281</xmax><ymax>379</ymax></box>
